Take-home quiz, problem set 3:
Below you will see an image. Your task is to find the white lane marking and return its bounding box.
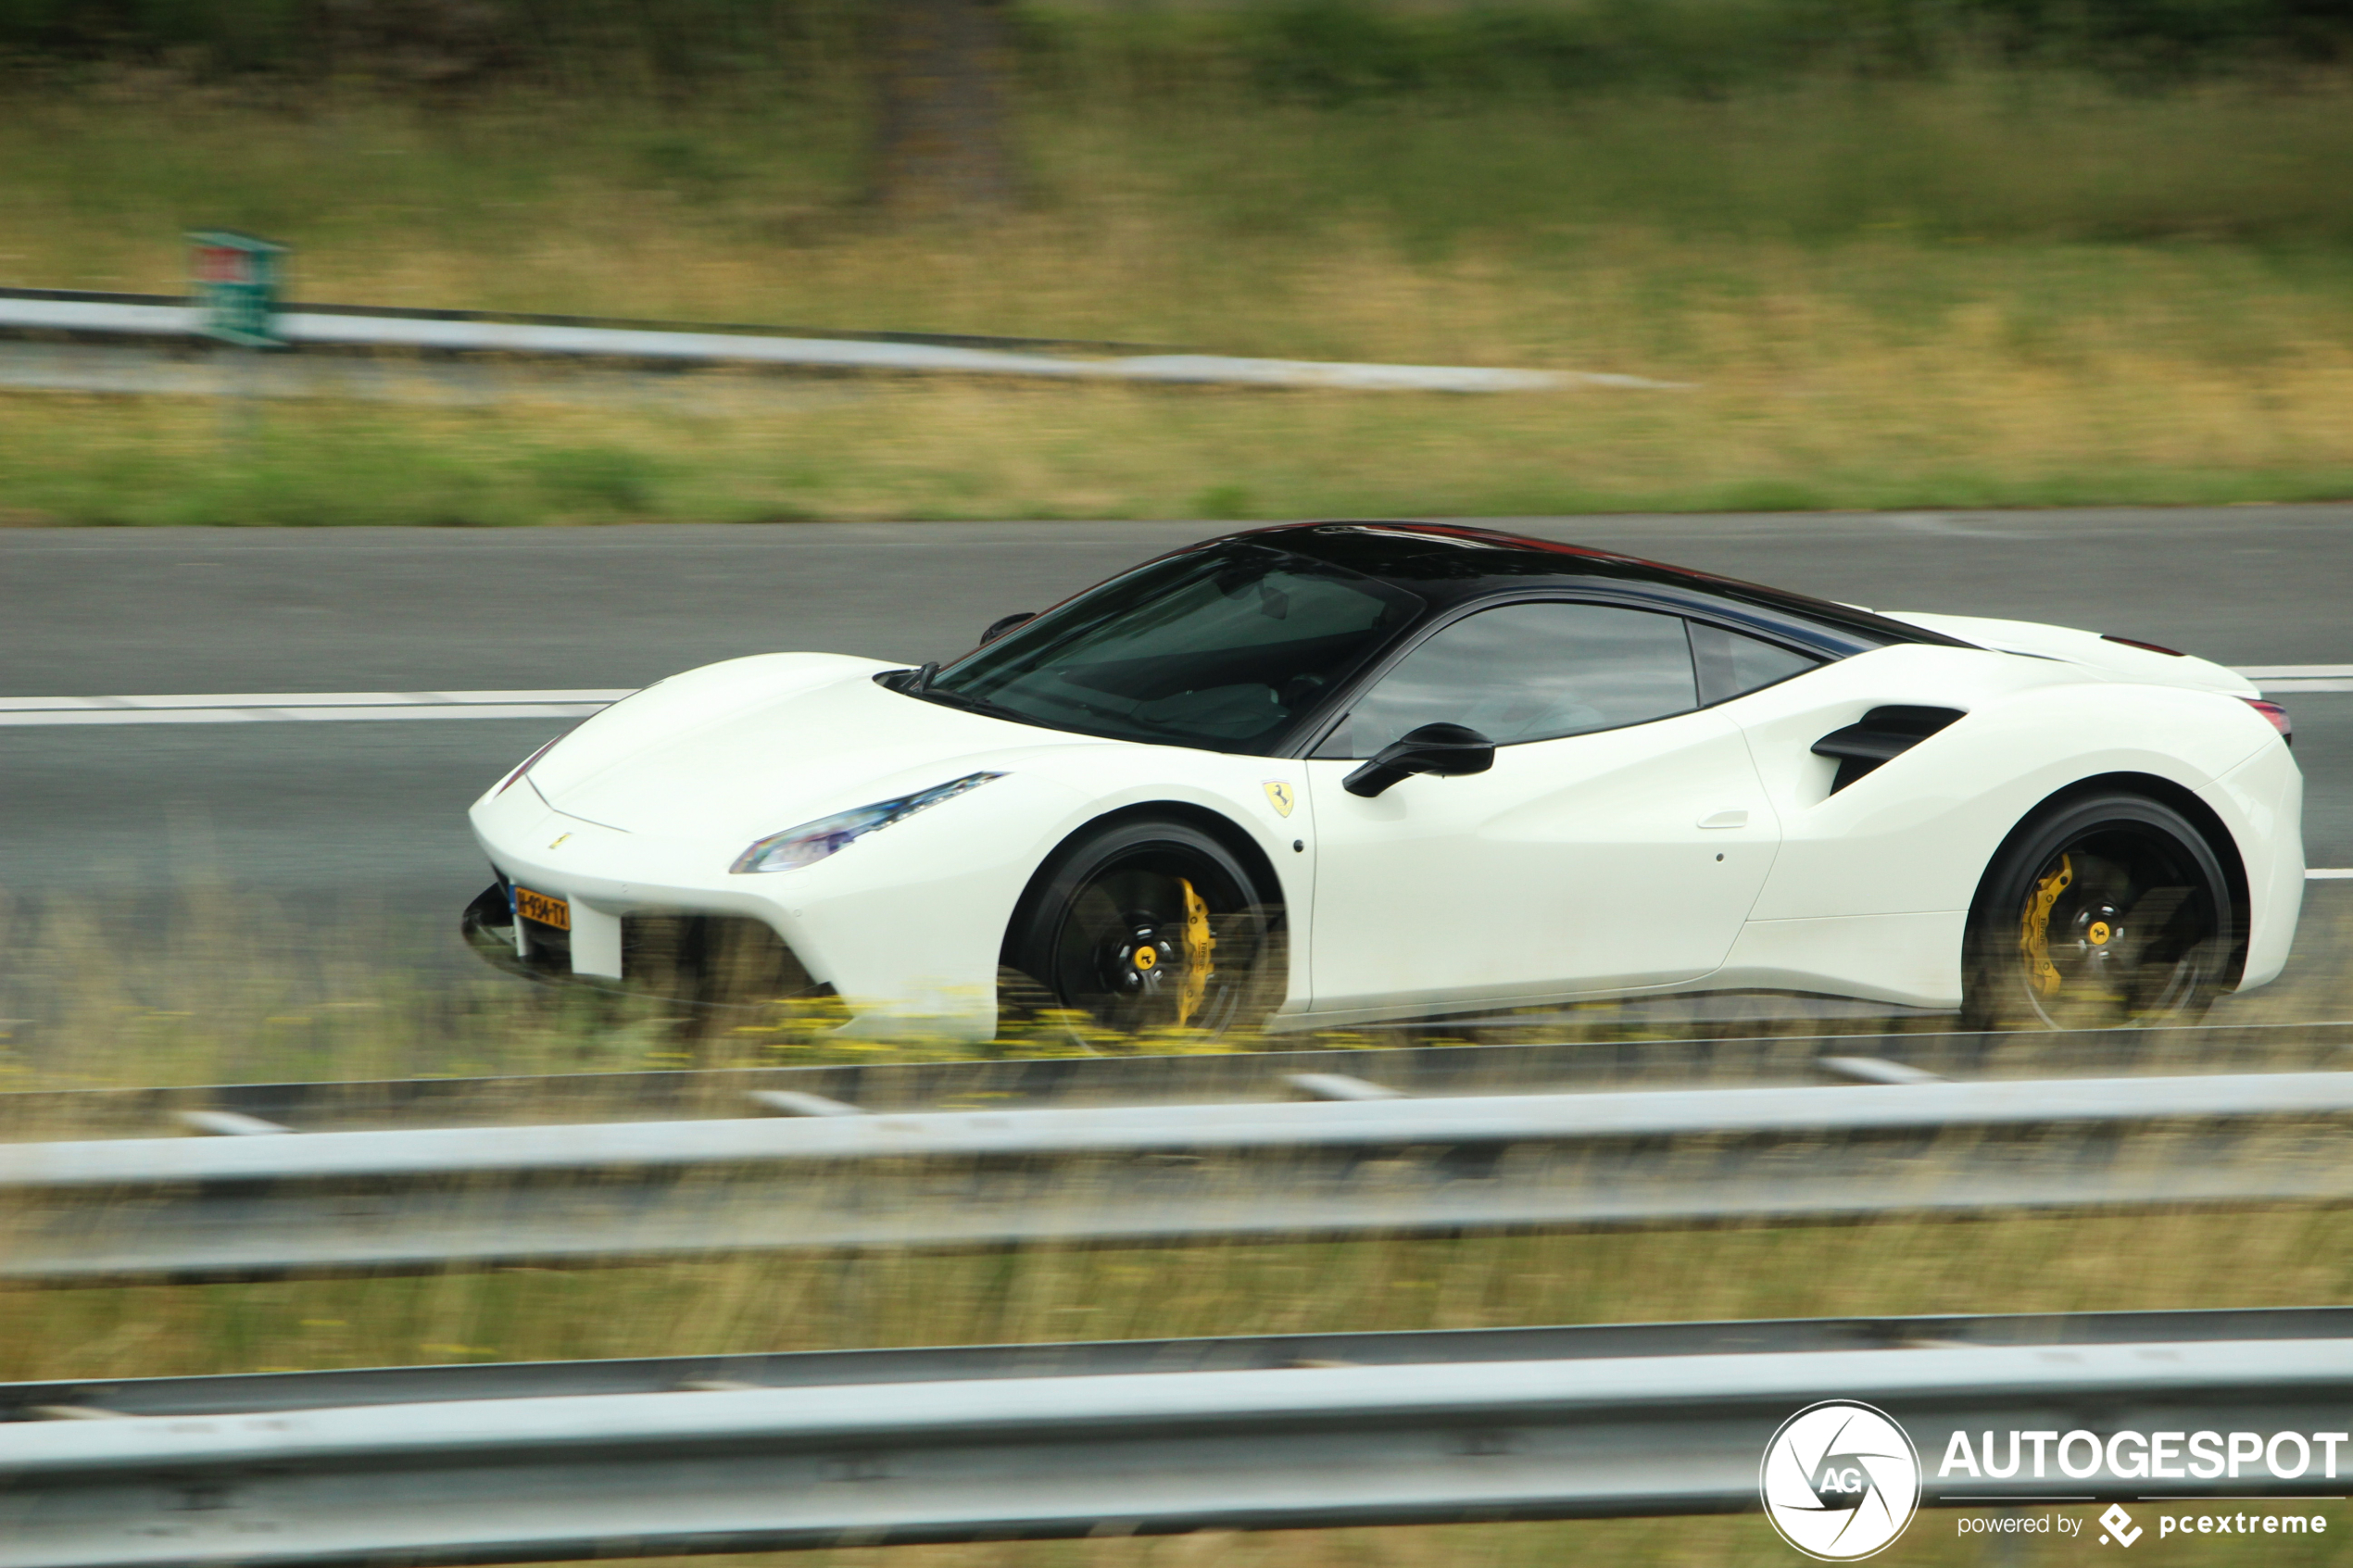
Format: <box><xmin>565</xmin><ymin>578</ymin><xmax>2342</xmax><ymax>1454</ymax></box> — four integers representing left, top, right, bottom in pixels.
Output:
<box><xmin>1</xmin><ymin>704</ymin><xmax>613</xmax><ymax>727</ymax></box>
<box><xmin>2311</xmin><ymin>869</ymin><xmax>2353</xmax><ymax>880</ymax></box>
<box><xmin>2230</xmin><ymin>665</ymin><xmax>2353</xmax><ymax>695</ymax></box>
<box><xmin>0</xmin><ymin>689</ymin><xmax>632</xmax><ymax>712</ymax></box>
<box><xmin>0</xmin><ymin>690</ymin><xmax>629</xmax><ymax>727</ymax></box>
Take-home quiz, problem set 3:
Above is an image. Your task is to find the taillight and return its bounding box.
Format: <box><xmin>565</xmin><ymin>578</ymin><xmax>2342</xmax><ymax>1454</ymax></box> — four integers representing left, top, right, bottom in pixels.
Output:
<box><xmin>2243</xmin><ymin>698</ymin><xmax>2293</xmax><ymax>745</ymax></box>
<box><xmin>496</xmin><ymin>737</ymin><xmax>560</xmax><ymax>795</ymax></box>
<box><xmin>2103</xmin><ymin>633</ymin><xmax>2185</xmax><ymax>657</ymax></box>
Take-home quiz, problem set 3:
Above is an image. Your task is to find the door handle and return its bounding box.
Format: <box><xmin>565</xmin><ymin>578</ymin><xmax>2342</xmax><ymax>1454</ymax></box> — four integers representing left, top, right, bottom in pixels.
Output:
<box><xmin>1698</xmin><ymin>809</ymin><xmax>1749</xmax><ymax>829</ymax></box>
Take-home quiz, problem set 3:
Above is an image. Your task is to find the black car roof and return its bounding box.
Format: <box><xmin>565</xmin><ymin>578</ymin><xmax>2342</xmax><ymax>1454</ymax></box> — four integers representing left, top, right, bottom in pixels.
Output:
<box><xmin>1205</xmin><ymin>521</ymin><xmax>1973</xmax><ymax>658</ymax></box>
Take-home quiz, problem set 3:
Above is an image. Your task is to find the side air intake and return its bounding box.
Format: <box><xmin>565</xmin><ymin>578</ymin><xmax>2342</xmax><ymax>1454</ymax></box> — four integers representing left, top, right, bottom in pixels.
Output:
<box><xmin>1811</xmin><ymin>706</ymin><xmax>1966</xmax><ymax>794</ymax></box>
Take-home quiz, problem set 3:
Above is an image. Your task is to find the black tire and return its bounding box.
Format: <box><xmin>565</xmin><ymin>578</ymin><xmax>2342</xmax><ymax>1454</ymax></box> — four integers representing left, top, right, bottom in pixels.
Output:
<box><xmin>1960</xmin><ymin>789</ymin><xmax>2233</xmax><ymax>1031</ymax></box>
<box><xmin>1004</xmin><ymin>817</ymin><xmax>1282</xmax><ymax>1040</ymax></box>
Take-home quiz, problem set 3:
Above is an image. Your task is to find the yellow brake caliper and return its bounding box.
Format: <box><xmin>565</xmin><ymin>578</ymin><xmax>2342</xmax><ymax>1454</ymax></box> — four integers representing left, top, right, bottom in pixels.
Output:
<box><xmin>2019</xmin><ymin>853</ymin><xmax>2073</xmax><ymax>997</ymax></box>
<box><xmin>1176</xmin><ymin>878</ymin><xmax>1216</xmax><ymax>1028</ymax></box>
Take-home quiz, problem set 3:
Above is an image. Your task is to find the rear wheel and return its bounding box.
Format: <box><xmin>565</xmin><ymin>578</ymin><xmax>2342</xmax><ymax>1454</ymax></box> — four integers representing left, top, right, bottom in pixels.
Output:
<box><xmin>1005</xmin><ymin>818</ymin><xmax>1280</xmax><ymax>1040</ymax></box>
<box><xmin>1961</xmin><ymin>790</ymin><xmax>2233</xmax><ymax>1031</ymax></box>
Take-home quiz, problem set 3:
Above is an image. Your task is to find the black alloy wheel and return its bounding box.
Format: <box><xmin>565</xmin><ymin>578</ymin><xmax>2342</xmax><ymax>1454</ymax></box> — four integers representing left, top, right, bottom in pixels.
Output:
<box><xmin>1962</xmin><ymin>790</ymin><xmax>2233</xmax><ymax>1031</ymax></box>
<box><xmin>1005</xmin><ymin>818</ymin><xmax>1279</xmax><ymax>1040</ymax></box>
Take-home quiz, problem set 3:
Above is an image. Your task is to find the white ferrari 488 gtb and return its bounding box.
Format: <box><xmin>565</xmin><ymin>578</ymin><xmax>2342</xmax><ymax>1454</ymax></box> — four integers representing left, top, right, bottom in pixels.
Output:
<box><xmin>463</xmin><ymin>522</ymin><xmax>2302</xmax><ymax>1039</ymax></box>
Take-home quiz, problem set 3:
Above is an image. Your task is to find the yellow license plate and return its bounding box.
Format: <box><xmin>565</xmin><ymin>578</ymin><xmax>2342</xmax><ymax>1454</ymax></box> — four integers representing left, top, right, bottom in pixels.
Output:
<box><xmin>514</xmin><ymin>887</ymin><xmax>570</xmax><ymax>930</ymax></box>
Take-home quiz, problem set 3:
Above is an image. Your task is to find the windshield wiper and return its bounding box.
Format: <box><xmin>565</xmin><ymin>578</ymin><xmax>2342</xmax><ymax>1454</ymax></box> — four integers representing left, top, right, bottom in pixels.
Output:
<box><xmin>905</xmin><ymin>683</ymin><xmax>1034</xmax><ymax>724</ymax></box>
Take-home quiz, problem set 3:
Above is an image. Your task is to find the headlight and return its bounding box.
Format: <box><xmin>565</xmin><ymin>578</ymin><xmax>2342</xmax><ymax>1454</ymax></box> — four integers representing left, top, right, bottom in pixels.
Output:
<box><xmin>730</xmin><ymin>772</ymin><xmax>1005</xmax><ymax>874</ymax></box>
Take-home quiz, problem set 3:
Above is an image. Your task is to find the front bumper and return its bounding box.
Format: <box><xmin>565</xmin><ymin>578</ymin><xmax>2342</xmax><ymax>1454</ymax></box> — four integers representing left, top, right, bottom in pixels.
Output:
<box><xmin>459</xmin><ymin>875</ymin><xmax>833</xmax><ymax>1010</ymax></box>
<box><xmin>465</xmin><ymin>764</ymin><xmax>1102</xmax><ymax>1042</ymax></box>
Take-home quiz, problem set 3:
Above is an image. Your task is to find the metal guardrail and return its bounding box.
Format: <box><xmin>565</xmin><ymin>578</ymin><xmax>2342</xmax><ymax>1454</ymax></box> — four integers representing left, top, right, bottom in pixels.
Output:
<box><xmin>4</xmin><ymin>1049</ymin><xmax>2352</xmax><ymax>1283</ymax></box>
<box><xmin>0</xmin><ymin>286</ymin><xmax>1179</xmax><ymax>355</ymax></box>
<box><xmin>0</xmin><ymin>289</ymin><xmax>1676</xmax><ymax>394</ymax></box>
<box><xmin>3</xmin><ymin>1307</ymin><xmax>2348</xmax><ymax>1566</ymax></box>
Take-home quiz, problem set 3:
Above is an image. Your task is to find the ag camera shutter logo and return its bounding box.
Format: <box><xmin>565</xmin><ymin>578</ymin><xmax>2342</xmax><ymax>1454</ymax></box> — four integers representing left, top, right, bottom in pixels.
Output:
<box><xmin>1760</xmin><ymin>1400</ymin><xmax>1922</xmax><ymax>1560</ymax></box>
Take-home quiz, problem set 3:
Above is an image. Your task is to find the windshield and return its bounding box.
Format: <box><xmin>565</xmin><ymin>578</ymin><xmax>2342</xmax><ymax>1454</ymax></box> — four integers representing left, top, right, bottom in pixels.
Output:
<box><xmin>925</xmin><ymin>543</ymin><xmax>1424</xmax><ymax>753</ymax></box>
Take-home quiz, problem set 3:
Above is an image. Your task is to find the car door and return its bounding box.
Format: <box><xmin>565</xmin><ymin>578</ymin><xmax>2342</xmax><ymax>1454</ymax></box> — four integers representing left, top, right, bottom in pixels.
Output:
<box><xmin>1303</xmin><ymin>599</ymin><xmax>1784</xmax><ymax>1016</ymax></box>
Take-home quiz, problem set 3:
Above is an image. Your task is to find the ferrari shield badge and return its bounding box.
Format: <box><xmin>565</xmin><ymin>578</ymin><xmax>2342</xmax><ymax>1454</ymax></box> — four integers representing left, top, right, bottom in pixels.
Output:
<box><xmin>1263</xmin><ymin>781</ymin><xmax>1296</xmax><ymax>818</ymax></box>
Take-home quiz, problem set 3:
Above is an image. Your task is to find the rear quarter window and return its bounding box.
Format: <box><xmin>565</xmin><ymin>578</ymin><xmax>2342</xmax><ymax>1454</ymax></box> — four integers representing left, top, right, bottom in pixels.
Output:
<box><xmin>1690</xmin><ymin>621</ymin><xmax>1824</xmax><ymax>706</ymax></box>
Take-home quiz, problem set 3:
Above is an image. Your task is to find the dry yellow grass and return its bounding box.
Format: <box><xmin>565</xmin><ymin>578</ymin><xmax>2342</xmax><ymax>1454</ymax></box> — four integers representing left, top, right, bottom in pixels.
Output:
<box><xmin>6</xmin><ymin>882</ymin><xmax>2346</xmax><ymax>1097</ymax></box>
<box><xmin>16</xmin><ymin>1207</ymin><xmax>2353</xmax><ymax>1384</ymax></box>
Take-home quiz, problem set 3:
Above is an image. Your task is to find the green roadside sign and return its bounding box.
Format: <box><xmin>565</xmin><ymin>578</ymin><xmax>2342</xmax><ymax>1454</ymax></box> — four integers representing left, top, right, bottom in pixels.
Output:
<box><xmin>187</xmin><ymin>230</ymin><xmax>288</xmax><ymax>347</ymax></box>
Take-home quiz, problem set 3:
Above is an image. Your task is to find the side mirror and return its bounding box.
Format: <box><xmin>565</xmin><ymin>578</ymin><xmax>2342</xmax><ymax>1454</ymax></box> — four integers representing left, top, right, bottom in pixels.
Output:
<box><xmin>980</xmin><ymin>611</ymin><xmax>1037</xmax><ymax>644</ymax></box>
<box><xmin>1342</xmin><ymin>722</ymin><xmax>1495</xmax><ymax>798</ymax></box>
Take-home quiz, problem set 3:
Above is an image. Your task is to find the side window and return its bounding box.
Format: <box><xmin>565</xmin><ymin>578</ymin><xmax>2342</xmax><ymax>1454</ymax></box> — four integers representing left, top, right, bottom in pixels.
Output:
<box><xmin>1315</xmin><ymin>601</ymin><xmax>1698</xmax><ymax>759</ymax></box>
<box><xmin>1689</xmin><ymin>622</ymin><xmax>1823</xmax><ymax>706</ymax></box>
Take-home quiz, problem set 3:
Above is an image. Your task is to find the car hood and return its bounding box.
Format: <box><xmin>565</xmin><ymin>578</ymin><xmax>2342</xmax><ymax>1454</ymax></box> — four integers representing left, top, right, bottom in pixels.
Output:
<box><xmin>1874</xmin><ymin>611</ymin><xmax>2258</xmax><ymax>696</ymax></box>
<box><xmin>519</xmin><ymin>653</ymin><xmax>1107</xmax><ymax>842</ymax></box>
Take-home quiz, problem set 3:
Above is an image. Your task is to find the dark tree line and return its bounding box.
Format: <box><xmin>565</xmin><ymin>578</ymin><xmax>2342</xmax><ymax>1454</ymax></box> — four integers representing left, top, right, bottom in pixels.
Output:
<box><xmin>0</xmin><ymin>0</ymin><xmax>1020</xmax><ymax>212</ymax></box>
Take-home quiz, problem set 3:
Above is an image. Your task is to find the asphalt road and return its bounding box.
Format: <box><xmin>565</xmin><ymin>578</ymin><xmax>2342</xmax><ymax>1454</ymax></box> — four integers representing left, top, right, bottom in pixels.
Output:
<box><xmin>2</xmin><ymin>508</ymin><xmax>2347</xmax><ymax>989</ymax></box>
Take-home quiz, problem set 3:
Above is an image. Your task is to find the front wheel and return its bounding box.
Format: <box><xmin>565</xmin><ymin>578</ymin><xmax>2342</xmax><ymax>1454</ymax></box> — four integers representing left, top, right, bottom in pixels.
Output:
<box><xmin>1961</xmin><ymin>790</ymin><xmax>2234</xmax><ymax>1031</ymax></box>
<box><xmin>1004</xmin><ymin>818</ymin><xmax>1281</xmax><ymax>1041</ymax></box>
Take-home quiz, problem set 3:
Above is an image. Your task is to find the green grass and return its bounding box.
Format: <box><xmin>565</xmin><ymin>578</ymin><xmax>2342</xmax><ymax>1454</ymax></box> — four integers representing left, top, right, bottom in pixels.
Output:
<box><xmin>11</xmin><ymin>74</ymin><xmax>2353</xmax><ymax>327</ymax></box>
<box><xmin>6</xmin><ymin>365</ymin><xmax>2353</xmax><ymax>528</ymax></box>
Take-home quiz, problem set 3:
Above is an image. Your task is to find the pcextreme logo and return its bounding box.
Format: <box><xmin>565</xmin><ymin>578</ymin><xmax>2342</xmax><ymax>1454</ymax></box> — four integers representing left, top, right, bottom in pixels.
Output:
<box><xmin>1761</xmin><ymin>1401</ymin><xmax>1923</xmax><ymax>1561</ymax></box>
